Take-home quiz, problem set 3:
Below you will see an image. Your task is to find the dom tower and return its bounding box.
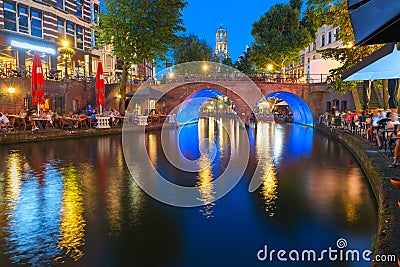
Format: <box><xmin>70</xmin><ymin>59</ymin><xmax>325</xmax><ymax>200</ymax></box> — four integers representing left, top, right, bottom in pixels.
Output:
<box><xmin>214</xmin><ymin>23</ymin><xmax>230</xmax><ymax>64</ymax></box>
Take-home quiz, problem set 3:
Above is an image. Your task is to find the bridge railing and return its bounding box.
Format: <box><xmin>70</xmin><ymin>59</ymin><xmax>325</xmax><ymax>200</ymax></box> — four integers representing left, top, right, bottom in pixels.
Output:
<box><xmin>247</xmin><ymin>73</ymin><xmax>333</xmax><ymax>84</ymax></box>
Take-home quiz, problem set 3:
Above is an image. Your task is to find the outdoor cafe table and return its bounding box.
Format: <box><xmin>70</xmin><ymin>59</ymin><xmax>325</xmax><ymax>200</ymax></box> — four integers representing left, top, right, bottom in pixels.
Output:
<box><xmin>32</xmin><ymin>117</ymin><xmax>51</xmax><ymax>129</ymax></box>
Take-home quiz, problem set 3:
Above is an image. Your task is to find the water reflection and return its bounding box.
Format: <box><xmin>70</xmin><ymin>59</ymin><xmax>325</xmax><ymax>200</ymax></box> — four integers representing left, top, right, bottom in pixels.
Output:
<box><xmin>260</xmin><ymin>163</ymin><xmax>278</xmax><ymax>217</ymax></box>
<box><xmin>196</xmin><ymin>154</ymin><xmax>216</xmax><ymax>218</ymax></box>
<box><xmin>57</xmin><ymin>165</ymin><xmax>85</xmax><ymax>262</ymax></box>
<box><xmin>5</xmin><ymin>159</ymin><xmax>63</xmax><ymax>266</ymax></box>
<box><xmin>0</xmin><ymin>122</ymin><xmax>377</xmax><ymax>267</ymax></box>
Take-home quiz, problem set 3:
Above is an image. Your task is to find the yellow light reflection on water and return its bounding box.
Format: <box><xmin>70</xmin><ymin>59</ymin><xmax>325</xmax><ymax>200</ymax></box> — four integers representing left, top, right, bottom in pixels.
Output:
<box><xmin>197</xmin><ymin>154</ymin><xmax>215</xmax><ymax>218</ymax></box>
<box><xmin>57</xmin><ymin>165</ymin><xmax>86</xmax><ymax>262</ymax></box>
<box><xmin>148</xmin><ymin>134</ymin><xmax>157</xmax><ymax>163</ymax></box>
<box><xmin>6</xmin><ymin>153</ymin><xmax>22</xmax><ymax>207</ymax></box>
<box><xmin>260</xmin><ymin>162</ymin><xmax>278</xmax><ymax>217</ymax></box>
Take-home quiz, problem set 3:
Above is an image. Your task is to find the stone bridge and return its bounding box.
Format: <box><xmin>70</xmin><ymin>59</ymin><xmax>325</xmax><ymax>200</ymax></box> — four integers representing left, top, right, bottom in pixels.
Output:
<box><xmin>145</xmin><ymin>81</ymin><xmax>327</xmax><ymax>127</ymax></box>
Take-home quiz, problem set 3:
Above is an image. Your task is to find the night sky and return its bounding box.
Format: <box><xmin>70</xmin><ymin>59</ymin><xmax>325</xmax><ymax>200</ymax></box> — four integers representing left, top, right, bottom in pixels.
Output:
<box><xmin>182</xmin><ymin>0</ymin><xmax>290</xmax><ymax>62</ymax></box>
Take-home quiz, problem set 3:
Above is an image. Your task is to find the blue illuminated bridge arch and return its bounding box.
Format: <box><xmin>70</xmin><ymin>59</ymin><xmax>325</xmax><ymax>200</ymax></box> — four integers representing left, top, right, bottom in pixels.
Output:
<box><xmin>177</xmin><ymin>88</ymin><xmax>227</xmax><ymax>125</ymax></box>
<box><xmin>265</xmin><ymin>91</ymin><xmax>314</xmax><ymax>126</ymax></box>
<box><xmin>176</xmin><ymin>89</ymin><xmax>314</xmax><ymax>127</ymax></box>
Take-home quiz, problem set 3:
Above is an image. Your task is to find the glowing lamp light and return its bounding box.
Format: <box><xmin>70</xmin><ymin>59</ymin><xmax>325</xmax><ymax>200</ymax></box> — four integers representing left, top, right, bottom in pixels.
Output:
<box><xmin>267</xmin><ymin>64</ymin><xmax>273</xmax><ymax>72</ymax></box>
<box><xmin>62</xmin><ymin>40</ymin><xmax>69</xmax><ymax>48</ymax></box>
<box><xmin>11</xmin><ymin>40</ymin><xmax>56</xmax><ymax>55</ymax></box>
<box><xmin>116</xmin><ymin>94</ymin><xmax>122</xmax><ymax>99</ymax></box>
<box><xmin>8</xmin><ymin>87</ymin><xmax>15</xmax><ymax>94</ymax></box>
<box><xmin>202</xmin><ymin>64</ymin><xmax>209</xmax><ymax>71</ymax></box>
<box><xmin>346</xmin><ymin>42</ymin><xmax>354</xmax><ymax>49</ymax></box>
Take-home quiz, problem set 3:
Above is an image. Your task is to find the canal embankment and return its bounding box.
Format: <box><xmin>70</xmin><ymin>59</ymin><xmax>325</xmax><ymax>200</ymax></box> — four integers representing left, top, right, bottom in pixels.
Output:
<box><xmin>0</xmin><ymin>124</ymin><xmax>171</xmax><ymax>145</ymax></box>
<box><xmin>316</xmin><ymin>124</ymin><xmax>400</xmax><ymax>266</ymax></box>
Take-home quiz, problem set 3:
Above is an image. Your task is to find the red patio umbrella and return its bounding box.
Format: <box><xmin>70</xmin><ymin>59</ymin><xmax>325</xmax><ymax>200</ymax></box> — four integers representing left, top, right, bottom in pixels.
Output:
<box><xmin>31</xmin><ymin>52</ymin><xmax>45</xmax><ymax>114</ymax></box>
<box><xmin>95</xmin><ymin>61</ymin><xmax>105</xmax><ymax>114</ymax></box>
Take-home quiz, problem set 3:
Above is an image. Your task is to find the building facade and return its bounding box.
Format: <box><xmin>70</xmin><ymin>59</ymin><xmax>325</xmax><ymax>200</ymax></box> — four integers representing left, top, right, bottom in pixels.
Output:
<box><xmin>0</xmin><ymin>0</ymin><xmax>100</xmax><ymax>80</ymax></box>
<box><xmin>287</xmin><ymin>24</ymin><xmax>344</xmax><ymax>83</ymax></box>
<box><xmin>99</xmin><ymin>44</ymin><xmax>155</xmax><ymax>85</ymax></box>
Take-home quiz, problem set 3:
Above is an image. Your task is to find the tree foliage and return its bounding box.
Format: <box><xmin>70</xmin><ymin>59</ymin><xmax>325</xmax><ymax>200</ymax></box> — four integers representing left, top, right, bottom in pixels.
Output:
<box><xmin>234</xmin><ymin>47</ymin><xmax>256</xmax><ymax>74</ymax></box>
<box><xmin>93</xmin><ymin>0</ymin><xmax>187</xmax><ymax>112</ymax></box>
<box><xmin>304</xmin><ymin>0</ymin><xmax>381</xmax><ymax>93</ymax></box>
<box><xmin>250</xmin><ymin>2</ymin><xmax>311</xmax><ymax>79</ymax></box>
<box><xmin>173</xmin><ymin>34</ymin><xmax>212</xmax><ymax>64</ymax></box>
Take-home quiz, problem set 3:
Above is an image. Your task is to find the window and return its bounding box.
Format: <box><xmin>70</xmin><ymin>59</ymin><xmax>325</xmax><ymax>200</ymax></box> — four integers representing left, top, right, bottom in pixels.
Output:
<box><xmin>326</xmin><ymin>102</ymin><xmax>332</xmax><ymax>113</ymax></box>
<box><xmin>93</xmin><ymin>3</ymin><xmax>99</xmax><ymax>24</ymax></box>
<box><xmin>321</xmin><ymin>35</ymin><xmax>325</xmax><ymax>46</ymax></box>
<box><xmin>76</xmin><ymin>0</ymin><xmax>83</xmax><ymax>17</ymax></box>
<box><xmin>341</xmin><ymin>101</ymin><xmax>347</xmax><ymax>112</ymax></box>
<box><xmin>73</xmin><ymin>99</ymin><xmax>78</xmax><ymax>111</ymax></box>
<box><xmin>18</xmin><ymin>5</ymin><xmax>29</xmax><ymax>34</ymax></box>
<box><xmin>76</xmin><ymin>26</ymin><xmax>83</xmax><ymax>49</ymax></box>
<box><xmin>31</xmin><ymin>9</ymin><xmax>42</xmax><ymax>38</ymax></box>
<box><xmin>149</xmin><ymin>100</ymin><xmax>156</xmax><ymax>110</ymax></box>
<box><xmin>24</xmin><ymin>97</ymin><xmax>29</xmax><ymax>110</ymax></box>
<box><xmin>328</xmin><ymin>31</ymin><xmax>332</xmax><ymax>44</ymax></box>
<box><xmin>56</xmin><ymin>0</ymin><xmax>64</xmax><ymax>9</ymax></box>
<box><xmin>57</xmin><ymin>18</ymin><xmax>65</xmax><ymax>38</ymax></box>
<box><xmin>66</xmin><ymin>22</ymin><xmax>75</xmax><ymax>47</ymax></box>
<box><xmin>4</xmin><ymin>1</ymin><xmax>17</xmax><ymax>31</ymax></box>
<box><xmin>312</xmin><ymin>42</ymin><xmax>316</xmax><ymax>50</ymax></box>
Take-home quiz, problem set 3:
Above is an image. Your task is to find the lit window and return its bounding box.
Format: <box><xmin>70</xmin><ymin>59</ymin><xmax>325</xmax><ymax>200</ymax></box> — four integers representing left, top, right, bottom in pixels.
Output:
<box><xmin>73</xmin><ymin>99</ymin><xmax>78</xmax><ymax>112</ymax></box>
<box><xmin>66</xmin><ymin>22</ymin><xmax>75</xmax><ymax>47</ymax></box>
<box><xmin>4</xmin><ymin>1</ymin><xmax>17</xmax><ymax>31</ymax></box>
<box><xmin>150</xmin><ymin>100</ymin><xmax>156</xmax><ymax>110</ymax></box>
<box><xmin>76</xmin><ymin>0</ymin><xmax>83</xmax><ymax>18</ymax></box>
<box><xmin>18</xmin><ymin>5</ymin><xmax>29</xmax><ymax>34</ymax></box>
<box><xmin>93</xmin><ymin>3</ymin><xmax>99</xmax><ymax>24</ymax></box>
<box><xmin>76</xmin><ymin>26</ymin><xmax>83</xmax><ymax>49</ymax></box>
<box><xmin>31</xmin><ymin>9</ymin><xmax>42</xmax><ymax>38</ymax></box>
<box><xmin>57</xmin><ymin>18</ymin><xmax>65</xmax><ymax>38</ymax></box>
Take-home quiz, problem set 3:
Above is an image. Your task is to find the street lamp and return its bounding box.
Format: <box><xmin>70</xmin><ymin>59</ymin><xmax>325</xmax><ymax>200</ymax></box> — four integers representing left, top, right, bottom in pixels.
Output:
<box><xmin>267</xmin><ymin>64</ymin><xmax>273</xmax><ymax>72</ymax></box>
<box><xmin>62</xmin><ymin>40</ymin><xmax>69</xmax><ymax>79</ymax></box>
<box><xmin>202</xmin><ymin>64</ymin><xmax>208</xmax><ymax>79</ymax></box>
<box><xmin>8</xmin><ymin>87</ymin><xmax>15</xmax><ymax>113</ymax></box>
<box><xmin>58</xmin><ymin>39</ymin><xmax>74</xmax><ymax>79</ymax></box>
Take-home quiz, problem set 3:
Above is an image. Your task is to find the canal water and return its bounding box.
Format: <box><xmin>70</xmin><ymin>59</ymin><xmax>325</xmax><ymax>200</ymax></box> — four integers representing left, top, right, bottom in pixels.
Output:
<box><xmin>0</xmin><ymin>119</ymin><xmax>377</xmax><ymax>267</ymax></box>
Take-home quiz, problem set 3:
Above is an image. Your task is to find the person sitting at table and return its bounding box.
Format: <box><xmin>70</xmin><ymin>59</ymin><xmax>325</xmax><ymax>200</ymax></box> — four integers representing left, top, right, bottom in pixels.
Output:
<box><xmin>86</xmin><ymin>104</ymin><xmax>93</xmax><ymax>116</ymax></box>
<box><xmin>26</xmin><ymin>110</ymin><xmax>39</xmax><ymax>131</ymax></box>
<box><xmin>0</xmin><ymin>112</ymin><xmax>10</xmax><ymax>132</ymax></box>
<box><xmin>371</xmin><ymin>112</ymin><xmax>382</xmax><ymax>148</ymax></box>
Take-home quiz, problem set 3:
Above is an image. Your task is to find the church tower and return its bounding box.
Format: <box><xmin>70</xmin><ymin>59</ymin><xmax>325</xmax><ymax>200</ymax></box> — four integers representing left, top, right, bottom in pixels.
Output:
<box><xmin>215</xmin><ymin>23</ymin><xmax>230</xmax><ymax>64</ymax></box>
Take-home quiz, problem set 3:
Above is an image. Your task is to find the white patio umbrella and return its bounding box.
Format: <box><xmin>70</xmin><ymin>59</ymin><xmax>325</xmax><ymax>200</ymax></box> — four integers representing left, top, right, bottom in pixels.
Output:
<box><xmin>343</xmin><ymin>43</ymin><xmax>400</xmax><ymax>81</ymax></box>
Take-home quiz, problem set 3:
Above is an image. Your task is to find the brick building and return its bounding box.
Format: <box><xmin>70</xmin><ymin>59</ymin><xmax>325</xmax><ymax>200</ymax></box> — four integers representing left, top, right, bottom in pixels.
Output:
<box><xmin>0</xmin><ymin>0</ymin><xmax>100</xmax><ymax>79</ymax></box>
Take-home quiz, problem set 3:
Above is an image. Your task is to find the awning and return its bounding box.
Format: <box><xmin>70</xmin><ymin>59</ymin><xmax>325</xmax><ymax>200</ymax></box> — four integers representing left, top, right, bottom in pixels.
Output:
<box><xmin>342</xmin><ymin>43</ymin><xmax>400</xmax><ymax>81</ymax></box>
<box><xmin>126</xmin><ymin>87</ymin><xmax>174</xmax><ymax>100</ymax></box>
<box><xmin>348</xmin><ymin>0</ymin><xmax>400</xmax><ymax>45</ymax></box>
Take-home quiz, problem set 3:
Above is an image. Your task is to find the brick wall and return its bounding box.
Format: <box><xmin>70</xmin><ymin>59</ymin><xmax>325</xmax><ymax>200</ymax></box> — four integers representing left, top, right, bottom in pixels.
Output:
<box><xmin>0</xmin><ymin>77</ymin><xmax>96</xmax><ymax>114</ymax></box>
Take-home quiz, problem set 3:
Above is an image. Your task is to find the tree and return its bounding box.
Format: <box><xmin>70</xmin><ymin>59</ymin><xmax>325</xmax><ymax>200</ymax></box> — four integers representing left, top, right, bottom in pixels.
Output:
<box><xmin>94</xmin><ymin>0</ymin><xmax>187</xmax><ymax>113</ymax></box>
<box><xmin>250</xmin><ymin>2</ymin><xmax>311</xmax><ymax>80</ymax></box>
<box><xmin>290</xmin><ymin>0</ymin><xmax>303</xmax><ymax>11</ymax></box>
<box><xmin>173</xmin><ymin>34</ymin><xmax>212</xmax><ymax>64</ymax></box>
<box><xmin>304</xmin><ymin>0</ymin><xmax>381</xmax><ymax>93</ymax></box>
<box><xmin>234</xmin><ymin>47</ymin><xmax>256</xmax><ymax>74</ymax></box>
